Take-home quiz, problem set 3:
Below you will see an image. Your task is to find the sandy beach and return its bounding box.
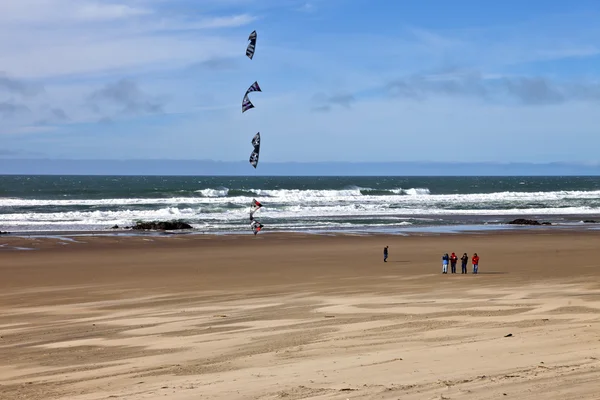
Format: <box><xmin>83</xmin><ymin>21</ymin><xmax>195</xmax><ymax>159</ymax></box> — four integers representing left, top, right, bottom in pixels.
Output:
<box><xmin>2</xmin><ymin>231</ymin><xmax>600</xmax><ymax>399</ymax></box>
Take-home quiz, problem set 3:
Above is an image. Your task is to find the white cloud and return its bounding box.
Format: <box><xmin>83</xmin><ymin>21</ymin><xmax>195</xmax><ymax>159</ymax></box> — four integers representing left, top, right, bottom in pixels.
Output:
<box><xmin>0</xmin><ymin>35</ymin><xmax>237</xmax><ymax>79</ymax></box>
<box><xmin>0</xmin><ymin>1</ymin><xmax>151</xmax><ymax>24</ymax></box>
<box><xmin>74</xmin><ymin>3</ymin><xmax>152</xmax><ymax>20</ymax></box>
<box><xmin>0</xmin><ymin>1</ymin><xmax>255</xmax><ymax>79</ymax></box>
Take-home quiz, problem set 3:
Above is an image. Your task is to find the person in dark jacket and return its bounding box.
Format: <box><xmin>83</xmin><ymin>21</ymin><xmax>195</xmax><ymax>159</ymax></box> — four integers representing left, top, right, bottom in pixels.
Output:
<box><xmin>383</xmin><ymin>246</ymin><xmax>388</xmax><ymax>262</ymax></box>
<box><xmin>450</xmin><ymin>252</ymin><xmax>458</xmax><ymax>274</ymax></box>
<box><xmin>461</xmin><ymin>253</ymin><xmax>468</xmax><ymax>274</ymax></box>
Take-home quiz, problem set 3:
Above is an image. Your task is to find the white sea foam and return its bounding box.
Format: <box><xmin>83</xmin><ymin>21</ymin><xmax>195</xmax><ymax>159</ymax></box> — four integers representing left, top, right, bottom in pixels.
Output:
<box><xmin>1</xmin><ymin>187</ymin><xmax>600</xmax><ymax>232</ymax></box>
<box><xmin>2</xmin><ymin>188</ymin><xmax>600</xmax><ymax>208</ymax></box>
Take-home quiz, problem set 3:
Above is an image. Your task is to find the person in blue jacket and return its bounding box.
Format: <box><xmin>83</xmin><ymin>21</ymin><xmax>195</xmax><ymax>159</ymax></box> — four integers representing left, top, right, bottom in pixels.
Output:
<box><xmin>442</xmin><ymin>253</ymin><xmax>449</xmax><ymax>274</ymax></box>
<box><xmin>383</xmin><ymin>246</ymin><xmax>389</xmax><ymax>262</ymax></box>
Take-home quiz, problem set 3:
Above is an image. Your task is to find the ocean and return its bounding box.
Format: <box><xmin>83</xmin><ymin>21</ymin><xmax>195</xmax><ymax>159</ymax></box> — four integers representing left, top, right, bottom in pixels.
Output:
<box><xmin>1</xmin><ymin>175</ymin><xmax>600</xmax><ymax>235</ymax></box>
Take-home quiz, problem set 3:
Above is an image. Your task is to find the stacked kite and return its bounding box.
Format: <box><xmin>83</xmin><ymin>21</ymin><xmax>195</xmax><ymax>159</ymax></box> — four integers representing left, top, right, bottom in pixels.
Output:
<box><xmin>244</xmin><ymin>30</ymin><xmax>264</xmax><ymax>235</ymax></box>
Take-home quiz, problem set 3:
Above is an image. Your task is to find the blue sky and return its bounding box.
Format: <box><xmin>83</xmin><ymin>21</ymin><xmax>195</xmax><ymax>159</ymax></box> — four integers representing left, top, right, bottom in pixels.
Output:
<box><xmin>1</xmin><ymin>0</ymin><xmax>600</xmax><ymax>164</ymax></box>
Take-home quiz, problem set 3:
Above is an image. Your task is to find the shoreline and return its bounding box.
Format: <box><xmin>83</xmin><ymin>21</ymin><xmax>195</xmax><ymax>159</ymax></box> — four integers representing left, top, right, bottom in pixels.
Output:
<box><xmin>1</xmin><ymin>223</ymin><xmax>600</xmax><ymax>253</ymax></box>
<box><xmin>2</xmin><ymin>218</ymin><xmax>600</xmax><ymax>242</ymax></box>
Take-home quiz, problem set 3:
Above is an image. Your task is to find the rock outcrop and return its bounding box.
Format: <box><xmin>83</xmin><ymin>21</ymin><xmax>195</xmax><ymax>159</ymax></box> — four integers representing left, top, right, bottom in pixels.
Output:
<box><xmin>506</xmin><ymin>218</ymin><xmax>552</xmax><ymax>226</ymax></box>
<box><xmin>130</xmin><ymin>221</ymin><xmax>193</xmax><ymax>231</ymax></box>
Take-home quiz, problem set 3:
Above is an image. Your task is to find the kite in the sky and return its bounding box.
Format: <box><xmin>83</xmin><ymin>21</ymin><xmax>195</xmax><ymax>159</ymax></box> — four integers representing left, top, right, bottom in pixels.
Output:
<box><xmin>249</xmin><ymin>132</ymin><xmax>260</xmax><ymax>168</ymax></box>
<box><xmin>242</xmin><ymin>81</ymin><xmax>261</xmax><ymax>113</ymax></box>
<box><xmin>246</xmin><ymin>30</ymin><xmax>257</xmax><ymax>59</ymax></box>
<box><xmin>243</xmin><ymin>31</ymin><xmax>264</xmax><ymax>235</ymax></box>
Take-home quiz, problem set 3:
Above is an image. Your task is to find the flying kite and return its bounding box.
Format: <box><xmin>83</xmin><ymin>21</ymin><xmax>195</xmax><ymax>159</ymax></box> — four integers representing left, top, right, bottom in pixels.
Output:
<box><xmin>243</xmin><ymin>31</ymin><xmax>265</xmax><ymax>235</ymax></box>
<box><xmin>246</xmin><ymin>30</ymin><xmax>257</xmax><ymax>59</ymax></box>
<box><xmin>250</xmin><ymin>198</ymin><xmax>262</xmax><ymax>218</ymax></box>
<box><xmin>249</xmin><ymin>132</ymin><xmax>260</xmax><ymax>168</ymax></box>
<box><xmin>242</xmin><ymin>81</ymin><xmax>262</xmax><ymax>113</ymax></box>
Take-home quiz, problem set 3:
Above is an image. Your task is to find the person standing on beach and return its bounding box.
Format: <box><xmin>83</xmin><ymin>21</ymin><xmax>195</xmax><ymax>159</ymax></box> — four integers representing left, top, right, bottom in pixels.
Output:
<box><xmin>461</xmin><ymin>253</ymin><xmax>469</xmax><ymax>274</ymax></box>
<box><xmin>472</xmin><ymin>253</ymin><xmax>480</xmax><ymax>274</ymax></box>
<box><xmin>450</xmin><ymin>252</ymin><xmax>458</xmax><ymax>274</ymax></box>
<box><xmin>383</xmin><ymin>246</ymin><xmax>388</xmax><ymax>262</ymax></box>
<box><xmin>442</xmin><ymin>253</ymin><xmax>449</xmax><ymax>274</ymax></box>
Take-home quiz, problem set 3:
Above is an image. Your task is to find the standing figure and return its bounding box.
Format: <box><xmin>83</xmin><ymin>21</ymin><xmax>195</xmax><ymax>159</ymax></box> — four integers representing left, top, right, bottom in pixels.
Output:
<box><xmin>450</xmin><ymin>252</ymin><xmax>458</xmax><ymax>274</ymax></box>
<box><xmin>442</xmin><ymin>253</ymin><xmax>449</xmax><ymax>274</ymax></box>
<box><xmin>472</xmin><ymin>253</ymin><xmax>480</xmax><ymax>274</ymax></box>
<box><xmin>461</xmin><ymin>253</ymin><xmax>469</xmax><ymax>274</ymax></box>
<box><xmin>383</xmin><ymin>246</ymin><xmax>389</xmax><ymax>262</ymax></box>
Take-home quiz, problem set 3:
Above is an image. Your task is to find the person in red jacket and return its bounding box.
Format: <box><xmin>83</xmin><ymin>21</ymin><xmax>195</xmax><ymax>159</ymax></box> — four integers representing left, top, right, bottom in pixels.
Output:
<box><xmin>450</xmin><ymin>252</ymin><xmax>458</xmax><ymax>274</ymax></box>
<box><xmin>472</xmin><ymin>253</ymin><xmax>480</xmax><ymax>274</ymax></box>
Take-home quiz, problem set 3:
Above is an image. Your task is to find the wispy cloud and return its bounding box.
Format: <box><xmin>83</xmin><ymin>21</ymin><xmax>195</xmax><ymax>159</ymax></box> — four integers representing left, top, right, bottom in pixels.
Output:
<box><xmin>188</xmin><ymin>57</ymin><xmax>239</xmax><ymax>71</ymax></box>
<box><xmin>0</xmin><ymin>1</ymin><xmax>255</xmax><ymax>79</ymax></box>
<box><xmin>0</xmin><ymin>72</ymin><xmax>44</xmax><ymax>97</ymax></box>
<box><xmin>0</xmin><ymin>1</ymin><xmax>151</xmax><ymax>24</ymax></box>
<box><xmin>87</xmin><ymin>79</ymin><xmax>165</xmax><ymax>116</ymax></box>
<box><xmin>0</xmin><ymin>101</ymin><xmax>30</xmax><ymax>118</ymax></box>
<box><xmin>311</xmin><ymin>92</ymin><xmax>356</xmax><ymax>111</ymax></box>
<box><xmin>385</xmin><ymin>68</ymin><xmax>600</xmax><ymax>105</ymax></box>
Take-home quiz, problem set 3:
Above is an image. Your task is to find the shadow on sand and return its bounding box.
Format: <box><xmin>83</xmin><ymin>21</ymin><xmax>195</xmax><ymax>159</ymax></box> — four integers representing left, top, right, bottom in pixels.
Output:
<box><xmin>476</xmin><ymin>271</ymin><xmax>508</xmax><ymax>275</ymax></box>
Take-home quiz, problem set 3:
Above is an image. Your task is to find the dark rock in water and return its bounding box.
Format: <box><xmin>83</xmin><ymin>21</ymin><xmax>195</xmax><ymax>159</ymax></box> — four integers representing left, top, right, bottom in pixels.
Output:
<box><xmin>507</xmin><ymin>218</ymin><xmax>540</xmax><ymax>225</ymax></box>
<box><xmin>131</xmin><ymin>221</ymin><xmax>193</xmax><ymax>231</ymax></box>
<box><xmin>506</xmin><ymin>218</ymin><xmax>552</xmax><ymax>226</ymax></box>
<box><xmin>583</xmin><ymin>220</ymin><xmax>598</xmax><ymax>223</ymax></box>
<box><xmin>0</xmin><ymin>231</ymin><xmax>8</xmax><ymax>234</ymax></box>
<box><xmin>110</xmin><ymin>225</ymin><xmax>119</xmax><ymax>229</ymax></box>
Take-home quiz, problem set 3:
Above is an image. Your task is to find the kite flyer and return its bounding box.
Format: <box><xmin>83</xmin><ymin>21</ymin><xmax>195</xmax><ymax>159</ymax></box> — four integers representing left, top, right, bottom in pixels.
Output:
<box><xmin>442</xmin><ymin>252</ymin><xmax>480</xmax><ymax>274</ymax></box>
<box><xmin>383</xmin><ymin>246</ymin><xmax>388</xmax><ymax>262</ymax></box>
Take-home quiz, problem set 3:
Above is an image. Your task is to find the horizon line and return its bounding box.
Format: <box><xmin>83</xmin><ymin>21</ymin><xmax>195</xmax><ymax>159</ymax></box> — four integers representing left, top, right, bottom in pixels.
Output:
<box><xmin>1</xmin><ymin>159</ymin><xmax>600</xmax><ymax>165</ymax></box>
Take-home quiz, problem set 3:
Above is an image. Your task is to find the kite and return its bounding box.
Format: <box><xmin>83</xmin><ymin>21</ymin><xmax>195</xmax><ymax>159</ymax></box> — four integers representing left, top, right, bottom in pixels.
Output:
<box><xmin>246</xmin><ymin>30</ymin><xmax>257</xmax><ymax>59</ymax></box>
<box><xmin>249</xmin><ymin>199</ymin><xmax>263</xmax><ymax>234</ymax></box>
<box><xmin>243</xmin><ymin>31</ymin><xmax>264</xmax><ymax>235</ymax></box>
<box><xmin>249</xmin><ymin>132</ymin><xmax>260</xmax><ymax>168</ymax></box>
<box><xmin>250</xmin><ymin>218</ymin><xmax>263</xmax><ymax>235</ymax></box>
<box><xmin>249</xmin><ymin>198</ymin><xmax>263</xmax><ymax>234</ymax></box>
<box><xmin>242</xmin><ymin>81</ymin><xmax>261</xmax><ymax>113</ymax></box>
<box><xmin>250</xmin><ymin>198</ymin><xmax>262</xmax><ymax>218</ymax></box>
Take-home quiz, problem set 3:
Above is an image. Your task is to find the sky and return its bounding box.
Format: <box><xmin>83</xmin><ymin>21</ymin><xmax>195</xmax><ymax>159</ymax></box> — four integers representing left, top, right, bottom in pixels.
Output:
<box><xmin>2</xmin><ymin>0</ymin><xmax>600</xmax><ymax>165</ymax></box>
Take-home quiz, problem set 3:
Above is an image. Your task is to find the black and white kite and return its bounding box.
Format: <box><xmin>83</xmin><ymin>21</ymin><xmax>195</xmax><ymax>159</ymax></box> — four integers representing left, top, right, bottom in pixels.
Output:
<box><xmin>249</xmin><ymin>132</ymin><xmax>260</xmax><ymax>168</ymax></box>
<box><xmin>250</xmin><ymin>198</ymin><xmax>262</xmax><ymax>217</ymax></box>
<box><xmin>243</xmin><ymin>31</ymin><xmax>264</xmax><ymax>234</ymax></box>
<box><xmin>250</xmin><ymin>218</ymin><xmax>263</xmax><ymax>235</ymax></box>
<box><xmin>242</xmin><ymin>81</ymin><xmax>261</xmax><ymax>113</ymax></box>
<box><xmin>249</xmin><ymin>199</ymin><xmax>264</xmax><ymax>234</ymax></box>
<box><xmin>246</xmin><ymin>30</ymin><xmax>257</xmax><ymax>60</ymax></box>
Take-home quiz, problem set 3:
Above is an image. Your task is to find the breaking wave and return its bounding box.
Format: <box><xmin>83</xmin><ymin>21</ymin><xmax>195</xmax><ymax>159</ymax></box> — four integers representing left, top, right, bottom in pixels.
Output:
<box><xmin>2</xmin><ymin>177</ymin><xmax>600</xmax><ymax>233</ymax></box>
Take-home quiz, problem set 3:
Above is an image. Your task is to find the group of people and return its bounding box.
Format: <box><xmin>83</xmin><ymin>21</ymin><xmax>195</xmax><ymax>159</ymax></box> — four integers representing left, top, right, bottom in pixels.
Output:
<box><xmin>382</xmin><ymin>246</ymin><xmax>480</xmax><ymax>274</ymax></box>
<box><xmin>442</xmin><ymin>252</ymin><xmax>479</xmax><ymax>274</ymax></box>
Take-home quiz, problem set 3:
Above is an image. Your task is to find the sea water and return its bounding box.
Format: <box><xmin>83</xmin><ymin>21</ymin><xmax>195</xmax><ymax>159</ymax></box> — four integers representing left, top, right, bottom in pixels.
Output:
<box><xmin>1</xmin><ymin>175</ymin><xmax>600</xmax><ymax>234</ymax></box>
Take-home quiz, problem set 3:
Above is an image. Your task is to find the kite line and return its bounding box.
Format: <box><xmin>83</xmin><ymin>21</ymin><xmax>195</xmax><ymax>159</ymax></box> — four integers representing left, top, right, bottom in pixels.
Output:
<box><xmin>244</xmin><ymin>30</ymin><xmax>264</xmax><ymax>235</ymax></box>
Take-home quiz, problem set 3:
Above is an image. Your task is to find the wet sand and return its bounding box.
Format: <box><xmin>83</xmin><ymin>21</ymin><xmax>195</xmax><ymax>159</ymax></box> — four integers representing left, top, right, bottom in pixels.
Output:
<box><xmin>2</xmin><ymin>231</ymin><xmax>600</xmax><ymax>399</ymax></box>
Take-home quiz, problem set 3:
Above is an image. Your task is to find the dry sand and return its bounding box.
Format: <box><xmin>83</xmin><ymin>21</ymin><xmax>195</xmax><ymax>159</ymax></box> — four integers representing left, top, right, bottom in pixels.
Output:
<box><xmin>2</xmin><ymin>231</ymin><xmax>600</xmax><ymax>399</ymax></box>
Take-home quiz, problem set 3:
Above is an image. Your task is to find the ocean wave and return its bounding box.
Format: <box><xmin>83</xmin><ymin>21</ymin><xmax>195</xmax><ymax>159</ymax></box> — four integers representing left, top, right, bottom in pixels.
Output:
<box><xmin>2</xmin><ymin>188</ymin><xmax>600</xmax><ymax>208</ymax></box>
<box><xmin>0</xmin><ymin>204</ymin><xmax>599</xmax><ymax>229</ymax></box>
